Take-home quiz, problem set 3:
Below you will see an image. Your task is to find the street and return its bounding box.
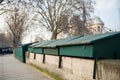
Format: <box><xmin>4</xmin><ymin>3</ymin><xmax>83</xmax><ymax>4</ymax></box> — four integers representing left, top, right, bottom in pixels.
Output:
<box><xmin>0</xmin><ymin>54</ymin><xmax>52</xmax><ymax>80</ymax></box>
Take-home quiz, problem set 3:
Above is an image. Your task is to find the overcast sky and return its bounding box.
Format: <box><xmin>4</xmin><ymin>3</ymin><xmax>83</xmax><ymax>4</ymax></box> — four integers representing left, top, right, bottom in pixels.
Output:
<box><xmin>95</xmin><ymin>0</ymin><xmax>120</xmax><ymax>31</ymax></box>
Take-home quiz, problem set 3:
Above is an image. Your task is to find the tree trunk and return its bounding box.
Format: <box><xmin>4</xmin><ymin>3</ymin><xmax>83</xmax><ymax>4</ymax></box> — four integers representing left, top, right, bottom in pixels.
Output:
<box><xmin>82</xmin><ymin>1</ymin><xmax>87</xmax><ymax>27</ymax></box>
<box><xmin>13</xmin><ymin>43</ymin><xmax>18</xmax><ymax>49</ymax></box>
<box><xmin>13</xmin><ymin>40</ymin><xmax>19</xmax><ymax>49</ymax></box>
<box><xmin>50</xmin><ymin>30</ymin><xmax>57</xmax><ymax>40</ymax></box>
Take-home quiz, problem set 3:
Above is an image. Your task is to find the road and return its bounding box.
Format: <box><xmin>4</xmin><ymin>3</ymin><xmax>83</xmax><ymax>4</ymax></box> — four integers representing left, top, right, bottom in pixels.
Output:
<box><xmin>0</xmin><ymin>54</ymin><xmax>52</xmax><ymax>80</ymax></box>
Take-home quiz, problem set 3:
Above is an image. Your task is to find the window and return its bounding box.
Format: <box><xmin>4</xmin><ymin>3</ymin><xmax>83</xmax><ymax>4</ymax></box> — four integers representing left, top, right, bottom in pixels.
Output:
<box><xmin>98</xmin><ymin>26</ymin><xmax>101</xmax><ymax>32</ymax></box>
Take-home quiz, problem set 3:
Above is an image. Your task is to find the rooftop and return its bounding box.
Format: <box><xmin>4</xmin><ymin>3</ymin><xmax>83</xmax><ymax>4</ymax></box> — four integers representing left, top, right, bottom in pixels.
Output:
<box><xmin>31</xmin><ymin>31</ymin><xmax>120</xmax><ymax>48</ymax></box>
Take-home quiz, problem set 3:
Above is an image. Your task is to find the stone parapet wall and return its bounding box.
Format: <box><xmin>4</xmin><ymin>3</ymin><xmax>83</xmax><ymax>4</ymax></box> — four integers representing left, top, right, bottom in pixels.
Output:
<box><xmin>26</xmin><ymin>52</ymin><xmax>120</xmax><ymax>80</ymax></box>
<box><xmin>45</xmin><ymin>55</ymin><xmax>59</xmax><ymax>66</ymax></box>
<box><xmin>26</xmin><ymin>53</ymin><xmax>94</xmax><ymax>80</ymax></box>
<box><xmin>35</xmin><ymin>54</ymin><xmax>43</xmax><ymax>62</ymax></box>
<box><xmin>97</xmin><ymin>60</ymin><xmax>120</xmax><ymax>80</ymax></box>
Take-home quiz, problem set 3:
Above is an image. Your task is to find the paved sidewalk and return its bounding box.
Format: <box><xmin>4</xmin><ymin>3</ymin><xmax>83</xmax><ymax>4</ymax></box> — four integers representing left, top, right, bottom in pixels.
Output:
<box><xmin>0</xmin><ymin>54</ymin><xmax>52</xmax><ymax>80</ymax></box>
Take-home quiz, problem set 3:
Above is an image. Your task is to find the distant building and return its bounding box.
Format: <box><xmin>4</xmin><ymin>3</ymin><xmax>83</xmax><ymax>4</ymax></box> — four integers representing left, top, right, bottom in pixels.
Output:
<box><xmin>0</xmin><ymin>33</ymin><xmax>12</xmax><ymax>48</ymax></box>
<box><xmin>87</xmin><ymin>17</ymin><xmax>105</xmax><ymax>34</ymax></box>
<box><xmin>57</xmin><ymin>30</ymin><xmax>70</xmax><ymax>39</ymax></box>
<box><xmin>0</xmin><ymin>33</ymin><xmax>6</xmax><ymax>48</ymax></box>
<box><xmin>34</xmin><ymin>36</ymin><xmax>44</xmax><ymax>42</ymax></box>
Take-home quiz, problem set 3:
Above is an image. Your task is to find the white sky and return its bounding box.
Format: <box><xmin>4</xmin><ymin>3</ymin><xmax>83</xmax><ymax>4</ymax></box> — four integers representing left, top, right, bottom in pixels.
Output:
<box><xmin>95</xmin><ymin>0</ymin><xmax>120</xmax><ymax>31</ymax></box>
<box><xmin>0</xmin><ymin>15</ymin><xmax>5</xmax><ymax>32</ymax></box>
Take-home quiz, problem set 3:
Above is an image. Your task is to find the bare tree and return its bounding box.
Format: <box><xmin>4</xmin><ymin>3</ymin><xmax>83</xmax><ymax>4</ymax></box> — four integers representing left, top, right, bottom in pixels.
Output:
<box><xmin>70</xmin><ymin>15</ymin><xmax>91</xmax><ymax>36</ymax></box>
<box><xmin>0</xmin><ymin>0</ymin><xmax>32</xmax><ymax>48</ymax></box>
<box><xmin>79</xmin><ymin>0</ymin><xmax>94</xmax><ymax>25</ymax></box>
<box><xmin>0</xmin><ymin>0</ymin><xmax>4</xmax><ymax>3</ymax></box>
<box><xmin>31</xmin><ymin>0</ymin><xmax>71</xmax><ymax>40</ymax></box>
<box><xmin>69</xmin><ymin>0</ymin><xmax>94</xmax><ymax>36</ymax></box>
<box><xmin>70</xmin><ymin>15</ymin><xmax>82</xmax><ymax>36</ymax></box>
<box><xmin>0</xmin><ymin>0</ymin><xmax>95</xmax><ymax>42</ymax></box>
<box><xmin>32</xmin><ymin>0</ymin><xmax>94</xmax><ymax>40</ymax></box>
<box><xmin>5</xmin><ymin>2</ymin><xmax>29</xmax><ymax>48</ymax></box>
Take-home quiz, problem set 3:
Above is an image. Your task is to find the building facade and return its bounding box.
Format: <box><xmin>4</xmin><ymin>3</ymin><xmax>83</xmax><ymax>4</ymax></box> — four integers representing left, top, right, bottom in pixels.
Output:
<box><xmin>0</xmin><ymin>33</ymin><xmax>12</xmax><ymax>48</ymax></box>
<box><xmin>87</xmin><ymin>17</ymin><xmax>105</xmax><ymax>34</ymax></box>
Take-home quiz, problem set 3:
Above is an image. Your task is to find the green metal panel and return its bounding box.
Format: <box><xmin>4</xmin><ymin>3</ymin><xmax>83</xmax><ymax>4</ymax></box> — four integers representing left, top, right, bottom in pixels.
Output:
<box><xmin>14</xmin><ymin>42</ymin><xmax>33</xmax><ymax>63</ymax></box>
<box><xmin>94</xmin><ymin>35</ymin><xmax>120</xmax><ymax>59</ymax></box>
<box><xmin>33</xmin><ymin>47</ymin><xmax>43</xmax><ymax>54</ymax></box>
<box><xmin>17</xmin><ymin>46</ymin><xmax>24</xmax><ymax>62</ymax></box>
<box><xmin>28</xmin><ymin>46</ymin><xmax>33</xmax><ymax>52</ymax></box>
<box><xmin>44</xmin><ymin>36</ymin><xmax>83</xmax><ymax>48</ymax></box>
<box><xmin>44</xmin><ymin>48</ymin><xmax>58</xmax><ymax>55</ymax></box>
<box><xmin>28</xmin><ymin>42</ymin><xmax>40</xmax><ymax>52</ymax></box>
<box><xmin>57</xmin><ymin>32</ymin><xmax>120</xmax><ymax>46</ymax></box>
<box><xmin>60</xmin><ymin>45</ymin><xmax>93</xmax><ymax>57</ymax></box>
<box><xmin>15</xmin><ymin>47</ymin><xmax>23</xmax><ymax>61</ymax></box>
<box><xmin>34</xmin><ymin>36</ymin><xmax>82</xmax><ymax>48</ymax></box>
<box><xmin>33</xmin><ymin>40</ymin><xmax>57</xmax><ymax>55</ymax></box>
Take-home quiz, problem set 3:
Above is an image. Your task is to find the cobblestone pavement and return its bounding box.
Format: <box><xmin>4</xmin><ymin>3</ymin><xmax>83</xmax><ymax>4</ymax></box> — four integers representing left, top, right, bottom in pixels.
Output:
<box><xmin>0</xmin><ymin>54</ymin><xmax>52</xmax><ymax>80</ymax></box>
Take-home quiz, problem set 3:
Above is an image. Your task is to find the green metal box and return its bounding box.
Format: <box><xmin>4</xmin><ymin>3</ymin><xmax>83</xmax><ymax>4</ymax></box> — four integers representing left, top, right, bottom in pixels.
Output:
<box><xmin>60</xmin><ymin>45</ymin><xmax>93</xmax><ymax>57</ymax></box>
<box><xmin>44</xmin><ymin>48</ymin><xmax>58</xmax><ymax>55</ymax></box>
<box><xmin>59</xmin><ymin>32</ymin><xmax>120</xmax><ymax>59</ymax></box>
<box><xmin>33</xmin><ymin>47</ymin><xmax>43</xmax><ymax>54</ymax></box>
<box><xmin>14</xmin><ymin>43</ymin><xmax>33</xmax><ymax>63</ymax></box>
